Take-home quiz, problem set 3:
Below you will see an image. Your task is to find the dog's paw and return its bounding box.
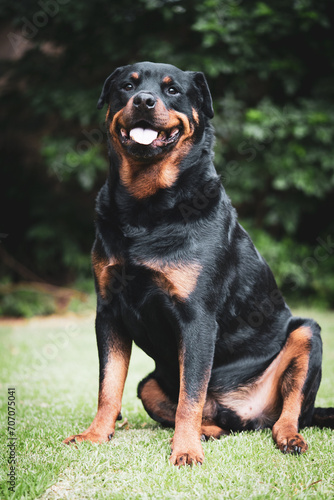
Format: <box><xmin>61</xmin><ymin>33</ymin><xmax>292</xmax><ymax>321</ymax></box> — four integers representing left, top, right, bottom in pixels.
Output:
<box><xmin>63</xmin><ymin>430</ymin><xmax>113</xmax><ymax>445</ymax></box>
<box><xmin>274</xmin><ymin>431</ymin><xmax>308</xmax><ymax>455</ymax></box>
<box><xmin>169</xmin><ymin>438</ymin><xmax>204</xmax><ymax>466</ymax></box>
<box><xmin>169</xmin><ymin>450</ymin><xmax>204</xmax><ymax>466</ymax></box>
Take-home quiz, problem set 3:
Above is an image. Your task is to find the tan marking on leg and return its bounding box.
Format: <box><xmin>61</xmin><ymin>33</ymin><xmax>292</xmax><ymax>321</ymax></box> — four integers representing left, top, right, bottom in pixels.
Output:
<box><xmin>216</xmin><ymin>326</ymin><xmax>312</xmax><ymax>444</ymax></box>
<box><xmin>169</xmin><ymin>357</ymin><xmax>210</xmax><ymax>466</ymax></box>
<box><xmin>139</xmin><ymin>378</ymin><xmax>176</xmax><ymax>424</ymax></box>
<box><xmin>170</xmin><ymin>397</ymin><xmax>205</xmax><ymax>466</ymax></box>
<box><xmin>64</xmin><ymin>341</ymin><xmax>132</xmax><ymax>445</ymax></box>
<box><xmin>140</xmin><ymin>376</ymin><xmax>228</xmax><ymax>444</ymax></box>
<box><xmin>272</xmin><ymin>326</ymin><xmax>312</xmax><ymax>453</ymax></box>
<box><xmin>217</xmin><ymin>350</ymin><xmax>284</xmax><ymax>425</ymax></box>
<box><xmin>201</xmin><ymin>425</ymin><xmax>228</xmax><ymax>440</ymax></box>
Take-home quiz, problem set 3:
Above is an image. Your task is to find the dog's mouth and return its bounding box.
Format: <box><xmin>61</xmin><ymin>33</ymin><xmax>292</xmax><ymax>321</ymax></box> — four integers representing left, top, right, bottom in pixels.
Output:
<box><xmin>118</xmin><ymin>121</ymin><xmax>181</xmax><ymax>149</ymax></box>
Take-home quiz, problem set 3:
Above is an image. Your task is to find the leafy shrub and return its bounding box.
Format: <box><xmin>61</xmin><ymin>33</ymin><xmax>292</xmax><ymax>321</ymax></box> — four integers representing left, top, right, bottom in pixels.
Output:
<box><xmin>1</xmin><ymin>0</ymin><xmax>334</xmax><ymax>313</ymax></box>
<box><xmin>0</xmin><ymin>289</ymin><xmax>56</xmax><ymax>318</ymax></box>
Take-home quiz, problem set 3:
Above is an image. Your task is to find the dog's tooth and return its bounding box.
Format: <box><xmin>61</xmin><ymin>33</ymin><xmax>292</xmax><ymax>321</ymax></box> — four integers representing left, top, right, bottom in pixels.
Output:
<box><xmin>130</xmin><ymin>128</ymin><xmax>158</xmax><ymax>145</ymax></box>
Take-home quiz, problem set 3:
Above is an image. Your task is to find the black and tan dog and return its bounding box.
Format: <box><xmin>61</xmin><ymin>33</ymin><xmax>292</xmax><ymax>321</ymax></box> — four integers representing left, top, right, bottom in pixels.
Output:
<box><xmin>64</xmin><ymin>62</ymin><xmax>334</xmax><ymax>465</ymax></box>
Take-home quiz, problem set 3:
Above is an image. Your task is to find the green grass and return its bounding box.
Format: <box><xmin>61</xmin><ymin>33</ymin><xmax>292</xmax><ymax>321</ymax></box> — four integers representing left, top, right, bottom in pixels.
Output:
<box><xmin>0</xmin><ymin>309</ymin><xmax>334</xmax><ymax>499</ymax></box>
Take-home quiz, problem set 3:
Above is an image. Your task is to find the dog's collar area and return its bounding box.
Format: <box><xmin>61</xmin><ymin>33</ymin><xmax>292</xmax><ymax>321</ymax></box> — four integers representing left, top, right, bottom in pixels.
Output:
<box><xmin>118</xmin><ymin>123</ymin><xmax>181</xmax><ymax>148</ymax></box>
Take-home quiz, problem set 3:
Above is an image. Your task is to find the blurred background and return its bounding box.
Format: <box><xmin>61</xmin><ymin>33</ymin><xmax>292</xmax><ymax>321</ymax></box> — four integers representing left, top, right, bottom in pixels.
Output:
<box><xmin>1</xmin><ymin>0</ymin><xmax>334</xmax><ymax>317</ymax></box>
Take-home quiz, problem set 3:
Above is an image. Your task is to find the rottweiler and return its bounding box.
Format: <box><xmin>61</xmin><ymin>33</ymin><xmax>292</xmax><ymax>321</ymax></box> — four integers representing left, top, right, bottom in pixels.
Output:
<box><xmin>64</xmin><ymin>62</ymin><xmax>334</xmax><ymax>465</ymax></box>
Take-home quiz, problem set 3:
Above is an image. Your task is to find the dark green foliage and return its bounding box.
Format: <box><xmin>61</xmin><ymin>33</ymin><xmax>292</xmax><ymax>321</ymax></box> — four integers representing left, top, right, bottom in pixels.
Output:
<box><xmin>1</xmin><ymin>0</ymin><xmax>334</xmax><ymax>315</ymax></box>
<box><xmin>0</xmin><ymin>288</ymin><xmax>56</xmax><ymax>317</ymax></box>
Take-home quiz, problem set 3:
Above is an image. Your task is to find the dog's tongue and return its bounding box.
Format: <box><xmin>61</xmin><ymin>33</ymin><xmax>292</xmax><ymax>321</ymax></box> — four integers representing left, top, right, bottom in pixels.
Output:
<box><xmin>130</xmin><ymin>128</ymin><xmax>158</xmax><ymax>145</ymax></box>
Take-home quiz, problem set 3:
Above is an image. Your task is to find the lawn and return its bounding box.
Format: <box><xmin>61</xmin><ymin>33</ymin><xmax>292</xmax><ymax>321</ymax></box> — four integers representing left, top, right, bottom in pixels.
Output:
<box><xmin>0</xmin><ymin>309</ymin><xmax>334</xmax><ymax>500</ymax></box>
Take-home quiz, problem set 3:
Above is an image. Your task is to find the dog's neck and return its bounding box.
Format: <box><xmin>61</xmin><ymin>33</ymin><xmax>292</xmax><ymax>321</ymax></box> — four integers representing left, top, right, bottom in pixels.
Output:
<box><xmin>107</xmin><ymin>124</ymin><xmax>216</xmax><ymax>205</ymax></box>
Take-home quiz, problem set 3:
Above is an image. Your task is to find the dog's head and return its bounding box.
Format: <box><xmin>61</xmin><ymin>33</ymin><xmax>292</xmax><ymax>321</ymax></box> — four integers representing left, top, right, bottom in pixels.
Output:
<box><xmin>98</xmin><ymin>62</ymin><xmax>214</xmax><ymax>198</ymax></box>
<box><xmin>98</xmin><ymin>62</ymin><xmax>213</xmax><ymax>160</ymax></box>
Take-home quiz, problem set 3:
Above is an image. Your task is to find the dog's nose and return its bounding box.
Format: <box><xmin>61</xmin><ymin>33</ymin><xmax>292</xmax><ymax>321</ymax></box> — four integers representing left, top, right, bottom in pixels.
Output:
<box><xmin>133</xmin><ymin>92</ymin><xmax>157</xmax><ymax>110</ymax></box>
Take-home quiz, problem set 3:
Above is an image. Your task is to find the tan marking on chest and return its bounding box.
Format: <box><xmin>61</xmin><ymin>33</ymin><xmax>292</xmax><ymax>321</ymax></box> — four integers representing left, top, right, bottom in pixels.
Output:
<box><xmin>140</xmin><ymin>259</ymin><xmax>202</xmax><ymax>300</ymax></box>
<box><xmin>92</xmin><ymin>254</ymin><xmax>120</xmax><ymax>299</ymax></box>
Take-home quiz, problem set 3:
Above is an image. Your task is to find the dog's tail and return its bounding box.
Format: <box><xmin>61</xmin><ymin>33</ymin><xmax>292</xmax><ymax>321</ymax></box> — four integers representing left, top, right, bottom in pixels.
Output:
<box><xmin>311</xmin><ymin>407</ymin><xmax>334</xmax><ymax>428</ymax></box>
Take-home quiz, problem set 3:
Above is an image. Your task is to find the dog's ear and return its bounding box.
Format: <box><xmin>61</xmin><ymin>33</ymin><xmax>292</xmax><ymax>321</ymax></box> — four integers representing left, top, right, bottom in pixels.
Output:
<box><xmin>191</xmin><ymin>72</ymin><xmax>214</xmax><ymax>119</ymax></box>
<box><xmin>97</xmin><ymin>67</ymin><xmax>124</xmax><ymax>109</ymax></box>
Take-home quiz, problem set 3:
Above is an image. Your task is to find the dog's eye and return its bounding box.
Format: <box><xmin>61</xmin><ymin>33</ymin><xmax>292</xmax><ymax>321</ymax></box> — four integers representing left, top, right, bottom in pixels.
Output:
<box><xmin>123</xmin><ymin>83</ymin><xmax>134</xmax><ymax>91</ymax></box>
<box><xmin>167</xmin><ymin>87</ymin><xmax>179</xmax><ymax>95</ymax></box>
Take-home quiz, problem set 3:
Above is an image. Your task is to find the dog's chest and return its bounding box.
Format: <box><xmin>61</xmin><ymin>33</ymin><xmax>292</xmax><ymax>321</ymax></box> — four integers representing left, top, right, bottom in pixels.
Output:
<box><xmin>94</xmin><ymin>252</ymin><xmax>202</xmax><ymax>303</ymax></box>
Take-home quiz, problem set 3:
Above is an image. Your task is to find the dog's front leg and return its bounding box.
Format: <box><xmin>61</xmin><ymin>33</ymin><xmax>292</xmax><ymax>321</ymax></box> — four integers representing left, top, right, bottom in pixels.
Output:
<box><xmin>64</xmin><ymin>306</ymin><xmax>132</xmax><ymax>444</ymax></box>
<box><xmin>170</xmin><ymin>318</ymin><xmax>217</xmax><ymax>466</ymax></box>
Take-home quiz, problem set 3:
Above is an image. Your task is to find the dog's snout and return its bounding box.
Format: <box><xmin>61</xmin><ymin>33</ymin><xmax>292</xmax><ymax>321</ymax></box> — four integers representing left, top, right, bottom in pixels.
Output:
<box><xmin>133</xmin><ymin>92</ymin><xmax>157</xmax><ymax>110</ymax></box>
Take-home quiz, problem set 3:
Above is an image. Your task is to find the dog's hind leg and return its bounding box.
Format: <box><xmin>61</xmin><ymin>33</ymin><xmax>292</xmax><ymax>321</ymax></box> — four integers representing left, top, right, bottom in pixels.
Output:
<box><xmin>138</xmin><ymin>374</ymin><xmax>228</xmax><ymax>440</ymax></box>
<box><xmin>272</xmin><ymin>319</ymin><xmax>322</xmax><ymax>454</ymax></box>
<box><xmin>297</xmin><ymin>320</ymin><xmax>334</xmax><ymax>431</ymax></box>
<box><xmin>200</xmin><ymin>424</ymin><xmax>229</xmax><ymax>440</ymax></box>
<box><xmin>137</xmin><ymin>374</ymin><xmax>177</xmax><ymax>427</ymax></box>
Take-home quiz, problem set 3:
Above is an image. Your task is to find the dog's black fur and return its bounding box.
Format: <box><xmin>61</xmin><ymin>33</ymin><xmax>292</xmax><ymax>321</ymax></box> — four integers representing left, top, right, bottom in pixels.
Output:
<box><xmin>64</xmin><ymin>62</ymin><xmax>334</xmax><ymax>465</ymax></box>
